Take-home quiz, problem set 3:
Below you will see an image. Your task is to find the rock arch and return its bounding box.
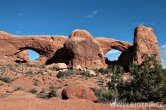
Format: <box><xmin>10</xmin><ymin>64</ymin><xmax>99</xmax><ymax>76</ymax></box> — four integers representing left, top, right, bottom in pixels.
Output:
<box><xmin>0</xmin><ymin>26</ymin><xmax>162</xmax><ymax>68</ymax></box>
<box><xmin>0</xmin><ymin>31</ymin><xmax>67</xmax><ymax>64</ymax></box>
<box><xmin>95</xmin><ymin>38</ymin><xmax>132</xmax><ymax>55</ymax></box>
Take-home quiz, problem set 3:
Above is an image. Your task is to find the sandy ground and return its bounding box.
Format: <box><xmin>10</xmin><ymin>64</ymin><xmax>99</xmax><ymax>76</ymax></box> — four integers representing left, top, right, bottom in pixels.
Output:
<box><xmin>0</xmin><ymin>91</ymin><xmax>165</xmax><ymax>110</ymax></box>
<box><xmin>0</xmin><ymin>64</ymin><xmax>166</xmax><ymax>110</ymax></box>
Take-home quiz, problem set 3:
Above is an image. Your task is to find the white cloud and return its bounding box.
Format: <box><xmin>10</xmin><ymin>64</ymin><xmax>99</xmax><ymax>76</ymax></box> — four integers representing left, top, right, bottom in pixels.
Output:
<box><xmin>86</xmin><ymin>10</ymin><xmax>99</xmax><ymax>18</ymax></box>
<box><xmin>132</xmin><ymin>22</ymin><xmax>145</xmax><ymax>26</ymax></box>
<box><xmin>160</xmin><ymin>44</ymin><xmax>166</xmax><ymax>57</ymax></box>
<box><xmin>107</xmin><ymin>50</ymin><xmax>121</xmax><ymax>55</ymax></box>
<box><xmin>160</xmin><ymin>44</ymin><xmax>166</xmax><ymax>68</ymax></box>
<box><xmin>160</xmin><ymin>44</ymin><xmax>166</xmax><ymax>48</ymax></box>
<box><xmin>161</xmin><ymin>58</ymin><xmax>166</xmax><ymax>68</ymax></box>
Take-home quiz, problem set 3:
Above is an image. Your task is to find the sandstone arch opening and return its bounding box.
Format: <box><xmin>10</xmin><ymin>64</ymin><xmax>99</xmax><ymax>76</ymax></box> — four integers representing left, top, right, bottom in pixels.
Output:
<box><xmin>27</xmin><ymin>49</ymin><xmax>40</xmax><ymax>61</ymax></box>
<box><xmin>105</xmin><ymin>49</ymin><xmax>122</xmax><ymax>65</ymax></box>
<box><xmin>15</xmin><ymin>48</ymin><xmax>41</xmax><ymax>63</ymax></box>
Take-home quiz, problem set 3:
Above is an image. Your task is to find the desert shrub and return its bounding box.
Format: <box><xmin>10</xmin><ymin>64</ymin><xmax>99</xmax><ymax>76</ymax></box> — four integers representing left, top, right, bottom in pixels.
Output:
<box><xmin>98</xmin><ymin>65</ymin><xmax>124</xmax><ymax>75</ymax></box>
<box><xmin>25</xmin><ymin>63</ymin><xmax>36</xmax><ymax>67</ymax></box>
<box><xmin>24</xmin><ymin>71</ymin><xmax>33</xmax><ymax>75</ymax></box>
<box><xmin>96</xmin><ymin>80</ymin><xmax>105</xmax><ymax>86</ymax></box>
<box><xmin>106</xmin><ymin>65</ymin><xmax>124</xmax><ymax>103</ymax></box>
<box><xmin>49</xmin><ymin>85</ymin><xmax>62</xmax><ymax>90</ymax></box>
<box><xmin>108</xmin><ymin>65</ymin><xmax>124</xmax><ymax>74</ymax></box>
<box><xmin>93</xmin><ymin>88</ymin><xmax>114</xmax><ymax>103</ymax></box>
<box><xmin>57</xmin><ymin>69</ymin><xmax>75</xmax><ymax>78</ymax></box>
<box><xmin>40</xmin><ymin>89</ymin><xmax>46</xmax><ymax>94</ymax></box>
<box><xmin>16</xmin><ymin>86</ymin><xmax>24</xmax><ymax>91</ymax></box>
<box><xmin>80</xmin><ymin>70</ymin><xmax>91</xmax><ymax>78</ymax></box>
<box><xmin>48</xmin><ymin>88</ymin><xmax>57</xmax><ymax>97</ymax></box>
<box><xmin>0</xmin><ymin>77</ymin><xmax>12</xmax><ymax>83</ymax></box>
<box><xmin>0</xmin><ymin>65</ymin><xmax>5</xmax><ymax>73</ymax></box>
<box><xmin>35</xmin><ymin>70</ymin><xmax>43</xmax><ymax>74</ymax></box>
<box><xmin>7</xmin><ymin>64</ymin><xmax>15</xmax><ymax>71</ymax></box>
<box><xmin>48</xmin><ymin>65</ymin><xmax>60</xmax><ymax>71</ymax></box>
<box><xmin>93</xmin><ymin>68</ymin><xmax>99</xmax><ymax>73</ymax></box>
<box><xmin>29</xmin><ymin>88</ymin><xmax>38</xmax><ymax>94</ymax></box>
<box><xmin>54</xmin><ymin>86</ymin><xmax>62</xmax><ymax>89</ymax></box>
<box><xmin>37</xmin><ymin>89</ymin><xmax>48</xmax><ymax>99</ymax></box>
<box><xmin>110</xmin><ymin>55</ymin><xmax>166</xmax><ymax>103</ymax></box>
<box><xmin>34</xmin><ymin>82</ymin><xmax>39</xmax><ymax>86</ymax></box>
<box><xmin>66</xmin><ymin>69</ymin><xmax>75</xmax><ymax>75</ymax></box>
<box><xmin>98</xmin><ymin>68</ymin><xmax>109</xmax><ymax>74</ymax></box>
<box><xmin>57</xmin><ymin>71</ymin><xmax>65</xmax><ymax>78</ymax></box>
<box><xmin>40</xmin><ymin>64</ymin><xmax>46</xmax><ymax>69</ymax></box>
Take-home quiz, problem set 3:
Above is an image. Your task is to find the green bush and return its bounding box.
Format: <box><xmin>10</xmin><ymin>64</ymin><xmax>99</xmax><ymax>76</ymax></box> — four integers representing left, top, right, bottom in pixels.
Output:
<box><xmin>48</xmin><ymin>89</ymin><xmax>57</xmax><ymax>97</ymax></box>
<box><xmin>24</xmin><ymin>71</ymin><xmax>33</xmax><ymax>75</ymax></box>
<box><xmin>0</xmin><ymin>77</ymin><xmax>12</xmax><ymax>83</ymax></box>
<box><xmin>34</xmin><ymin>82</ymin><xmax>39</xmax><ymax>86</ymax></box>
<box><xmin>108</xmin><ymin>65</ymin><xmax>124</xmax><ymax>74</ymax></box>
<box><xmin>40</xmin><ymin>89</ymin><xmax>46</xmax><ymax>94</ymax></box>
<box><xmin>29</xmin><ymin>88</ymin><xmax>38</xmax><ymax>94</ymax></box>
<box><xmin>25</xmin><ymin>63</ymin><xmax>36</xmax><ymax>67</ymax></box>
<box><xmin>35</xmin><ymin>70</ymin><xmax>43</xmax><ymax>74</ymax></box>
<box><xmin>98</xmin><ymin>65</ymin><xmax>124</xmax><ymax>75</ymax></box>
<box><xmin>38</xmin><ymin>89</ymin><xmax>48</xmax><ymax>99</ymax></box>
<box><xmin>80</xmin><ymin>70</ymin><xmax>91</xmax><ymax>78</ymax></box>
<box><xmin>37</xmin><ymin>88</ymin><xmax>58</xmax><ymax>99</ymax></box>
<box><xmin>40</xmin><ymin>64</ymin><xmax>46</xmax><ymax>69</ymax></box>
<box><xmin>57</xmin><ymin>69</ymin><xmax>75</xmax><ymax>78</ymax></box>
<box><xmin>98</xmin><ymin>68</ymin><xmax>109</xmax><ymax>74</ymax></box>
<box><xmin>93</xmin><ymin>88</ymin><xmax>114</xmax><ymax>103</ymax></box>
<box><xmin>57</xmin><ymin>71</ymin><xmax>65</xmax><ymax>78</ymax></box>
<box><xmin>0</xmin><ymin>65</ymin><xmax>5</xmax><ymax>73</ymax></box>
<box><xmin>110</xmin><ymin>55</ymin><xmax>166</xmax><ymax>103</ymax></box>
<box><xmin>7</xmin><ymin>64</ymin><xmax>15</xmax><ymax>71</ymax></box>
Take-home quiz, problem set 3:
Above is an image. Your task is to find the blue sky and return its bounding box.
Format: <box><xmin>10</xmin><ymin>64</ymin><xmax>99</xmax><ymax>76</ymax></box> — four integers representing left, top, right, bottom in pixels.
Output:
<box><xmin>0</xmin><ymin>0</ymin><xmax>165</xmax><ymax>68</ymax></box>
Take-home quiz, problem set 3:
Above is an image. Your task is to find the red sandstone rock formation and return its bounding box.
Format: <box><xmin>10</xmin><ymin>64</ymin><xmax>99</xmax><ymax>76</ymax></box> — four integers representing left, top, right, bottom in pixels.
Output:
<box><xmin>0</xmin><ymin>39</ymin><xmax>30</xmax><ymax>63</ymax></box>
<box><xmin>64</xmin><ymin>30</ymin><xmax>106</xmax><ymax>68</ymax></box>
<box><xmin>133</xmin><ymin>26</ymin><xmax>161</xmax><ymax>64</ymax></box>
<box><xmin>95</xmin><ymin>38</ymin><xmax>133</xmax><ymax>68</ymax></box>
<box><xmin>0</xmin><ymin>31</ymin><xmax>67</xmax><ymax>64</ymax></box>
<box><xmin>95</xmin><ymin>38</ymin><xmax>132</xmax><ymax>54</ymax></box>
<box><xmin>0</xmin><ymin>26</ymin><xmax>162</xmax><ymax>68</ymax></box>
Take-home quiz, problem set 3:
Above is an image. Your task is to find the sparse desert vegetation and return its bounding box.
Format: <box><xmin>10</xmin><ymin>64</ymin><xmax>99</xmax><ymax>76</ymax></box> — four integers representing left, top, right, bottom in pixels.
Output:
<box><xmin>0</xmin><ymin>55</ymin><xmax>165</xmax><ymax>110</ymax></box>
<box><xmin>0</xmin><ymin>26</ymin><xmax>166</xmax><ymax>110</ymax></box>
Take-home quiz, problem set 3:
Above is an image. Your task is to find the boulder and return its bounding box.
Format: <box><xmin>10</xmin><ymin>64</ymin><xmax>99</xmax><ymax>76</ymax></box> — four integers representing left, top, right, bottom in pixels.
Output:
<box><xmin>54</xmin><ymin>63</ymin><xmax>67</xmax><ymax>70</ymax></box>
<box><xmin>88</xmin><ymin>70</ymin><xmax>96</xmax><ymax>76</ymax></box>
<box><xmin>133</xmin><ymin>26</ymin><xmax>161</xmax><ymax>64</ymax></box>
<box><xmin>15</xmin><ymin>50</ymin><xmax>30</xmax><ymax>63</ymax></box>
<box><xmin>64</xmin><ymin>30</ymin><xmax>106</xmax><ymax>68</ymax></box>
<box><xmin>75</xmin><ymin>65</ymin><xmax>83</xmax><ymax>70</ymax></box>
<box><xmin>62</xmin><ymin>84</ymin><xmax>97</xmax><ymax>102</ymax></box>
